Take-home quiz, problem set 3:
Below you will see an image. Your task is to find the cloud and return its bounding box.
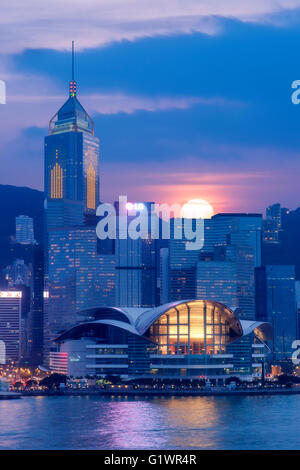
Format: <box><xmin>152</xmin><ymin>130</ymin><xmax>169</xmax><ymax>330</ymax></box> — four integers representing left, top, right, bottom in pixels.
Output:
<box><xmin>0</xmin><ymin>63</ymin><xmax>244</xmax><ymax>199</ymax></box>
<box><xmin>0</xmin><ymin>53</ymin><xmax>242</xmax><ymax>147</ymax></box>
<box><xmin>1</xmin><ymin>112</ymin><xmax>299</xmax><ymax>213</ymax></box>
<box><xmin>0</xmin><ymin>67</ymin><xmax>57</xmax><ymax>143</ymax></box>
<box><xmin>100</xmin><ymin>152</ymin><xmax>300</xmax><ymax>213</ymax></box>
<box><xmin>1</xmin><ymin>0</ymin><xmax>300</xmax><ymax>54</ymax></box>
<box><xmin>8</xmin><ymin>91</ymin><xmax>241</xmax><ymax>113</ymax></box>
<box><xmin>83</xmin><ymin>94</ymin><xmax>243</xmax><ymax>114</ymax></box>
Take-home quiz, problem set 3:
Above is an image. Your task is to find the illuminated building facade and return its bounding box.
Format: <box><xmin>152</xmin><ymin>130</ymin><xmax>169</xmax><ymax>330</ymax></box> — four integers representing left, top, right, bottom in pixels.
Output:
<box><xmin>28</xmin><ymin>244</ymin><xmax>44</xmax><ymax>365</ymax></box>
<box><xmin>263</xmin><ymin>203</ymin><xmax>282</xmax><ymax>244</ymax></box>
<box><xmin>159</xmin><ymin>247</ymin><xmax>169</xmax><ymax>304</ymax></box>
<box><xmin>255</xmin><ymin>265</ymin><xmax>297</xmax><ymax>370</ymax></box>
<box><xmin>16</xmin><ymin>215</ymin><xmax>35</xmax><ymax>245</ymax></box>
<box><xmin>52</xmin><ymin>300</ymin><xmax>272</xmax><ymax>380</ymax></box>
<box><xmin>0</xmin><ymin>291</ymin><xmax>22</xmax><ymax>363</ymax></box>
<box><xmin>44</xmin><ymin>228</ymin><xmax>116</xmax><ymax>361</ymax></box>
<box><xmin>3</xmin><ymin>259</ymin><xmax>32</xmax><ymax>288</ymax></box>
<box><xmin>114</xmin><ymin>201</ymin><xmax>157</xmax><ymax>308</ymax></box>
<box><xmin>196</xmin><ymin>259</ymin><xmax>238</xmax><ymax>309</ymax></box>
<box><xmin>197</xmin><ymin>214</ymin><xmax>262</xmax><ymax>321</ymax></box>
<box><xmin>204</xmin><ymin>214</ymin><xmax>262</xmax><ymax>268</ymax></box>
<box><xmin>115</xmin><ymin>236</ymin><xmax>157</xmax><ymax>307</ymax></box>
<box><xmin>3</xmin><ymin>243</ymin><xmax>44</xmax><ymax>365</ymax></box>
<box><xmin>44</xmin><ymin>54</ymin><xmax>100</xmax><ymax>362</ymax></box>
<box><xmin>168</xmin><ymin>219</ymin><xmax>201</xmax><ymax>301</ymax></box>
<box><xmin>196</xmin><ymin>245</ymin><xmax>255</xmax><ymax>320</ymax></box>
<box><xmin>45</xmin><ymin>83</ymin><xmax>100</xmax><ymax>228</ymax></box>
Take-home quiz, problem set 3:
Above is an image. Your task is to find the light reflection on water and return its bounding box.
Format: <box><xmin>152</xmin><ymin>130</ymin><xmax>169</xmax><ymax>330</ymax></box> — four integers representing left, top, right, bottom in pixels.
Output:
<box><xmin>0</xmin><ymin>395</ymin><xmax>300</xmax><ymax>450</ymax></box>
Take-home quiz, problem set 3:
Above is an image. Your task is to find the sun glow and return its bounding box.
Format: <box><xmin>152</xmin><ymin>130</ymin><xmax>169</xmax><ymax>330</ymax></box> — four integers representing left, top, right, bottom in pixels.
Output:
<box><xmin>181</xmin><ymin>199</ymin><xmax>214</xmax><ymax>219</ymax></box>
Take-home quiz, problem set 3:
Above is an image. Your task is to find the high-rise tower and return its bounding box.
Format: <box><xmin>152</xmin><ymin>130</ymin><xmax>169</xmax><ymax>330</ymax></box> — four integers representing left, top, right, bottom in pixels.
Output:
<box><xmin>44</xmin><ymin>42</ymin><xmax>100</xmax><ymax>229</ymax></box>
<box><xmin>44</xmin><ymin>43</ymin><xmax>100</xmax><ymax>363</ymax></box>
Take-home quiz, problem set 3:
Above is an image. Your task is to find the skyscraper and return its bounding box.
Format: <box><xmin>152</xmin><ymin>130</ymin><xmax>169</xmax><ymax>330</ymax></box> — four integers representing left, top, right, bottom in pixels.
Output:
<box><xmin>204</xmin><ymin>213</ymin><xmax>262</xmax><ymax>268</ymax></box>
<box><xmin>159</xmin><ymin>247</ymin><xmax>169</xmax><ymax>305</ymax></box>
<box><xmin>44</xmin><ymin>44</ymin><xmax>100</xmax><ymax>362</ymax></box>
<box><xmin>3</xmin><ymin>259</ymin><xmax>31</xmax><ymax>287</ymax></box>
<box><xmin>0</xmin><ymin>291</ymin><xmax>22</xmax><ymax>363</ymax></box>
<box><xmin>255</xmin><ymin>265</ymin><xmax>297</xmax><ymax>369</ymax></box>
<box><xmin>168</xmin><ymin>218</ymin><xmax>202</xmax><ymax>301</ymax></box>
<box><xmin>44</xmin><ymin>228</ymin><xmax>116</xmax><ymax>361</ymax></box>
<box><xmin>195</xmin><ymin>214</ymin><xmax>261</xmax><ymax>375</ymax></box>
<box><xmin>45</xmin><ymin>71</ymin><xmax>99</xmax><ymax>228</ymax></box>
<box><xmin>28</xmin><ymin>244</ymin><xmax>44</xmax><ymax>365</ymax></box>
<box><xmin>167</xmin><ymin>214</ymin><xmax>260</xmax><ymax>317</ymax></box>
<box><xmin>3</xmin><ymin>244</ymin><xmax>44</xmax><ymax>365</ymax></box>
<box><xmin>196</xmin><ymin>256</ymin><xmax>238</xmax><ymax>308</ymax></box>
<box><xmin>114</xmin><ymin>201</ymin><xmax>157</xmax><ymax>307</ymax></box>
<box><xmin>263</xmin><ymin>203</ymin><xmax>282</xmax><ymax>244</ymax></box>
<box><xmin>16</xmin><ymin>215</ymin><xmax>35</xmax><ymax>245</ymax></box>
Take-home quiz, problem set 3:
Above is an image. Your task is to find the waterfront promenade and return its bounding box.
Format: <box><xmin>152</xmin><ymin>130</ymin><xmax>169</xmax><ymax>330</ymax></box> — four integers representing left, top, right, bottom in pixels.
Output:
<box><xmin>19</xmin><ymin>385</ymin><xmax>300</xmax><ymax>398</ymax></box>
<box><xmin>0</xmin><ymin>391</ymin><xmax>21</xmax><ymax>400</ymax></box>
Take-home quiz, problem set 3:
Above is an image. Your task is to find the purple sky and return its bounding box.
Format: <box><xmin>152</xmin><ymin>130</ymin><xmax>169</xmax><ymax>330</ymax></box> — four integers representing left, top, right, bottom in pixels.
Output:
<box><xmin>1</xmin><ymin>0</ymin><xmax>300</xmax><ymax>214</ymax></box>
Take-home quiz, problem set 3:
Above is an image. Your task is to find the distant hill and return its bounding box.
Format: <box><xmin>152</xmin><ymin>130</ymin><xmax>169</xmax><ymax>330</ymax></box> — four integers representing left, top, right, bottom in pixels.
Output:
<box><xmin>0</xmin><ymin>185</ymin><xmax>44</xmax><ymax>271</ymax></box>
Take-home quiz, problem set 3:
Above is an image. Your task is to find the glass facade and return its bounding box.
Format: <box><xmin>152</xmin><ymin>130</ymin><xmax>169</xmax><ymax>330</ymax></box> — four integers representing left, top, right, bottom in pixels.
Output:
<box><xmin>168</xmin><ymin>219</ymin><xmax>201</xmax><ymax>301</ymax></box>
<box><xmin>263</xmin><ymin>203</ymin><xmax>281</xmax><ymax>244</ymax></box>
<box><xmin>44</xmin><ymin>85</ymin><xmax>100</xmax><ymax>363</ymax></box>
<box><xmin>0</xmin><ymin>292</ymin><xmax>22</xmax><ymax>362</ymax></box>
<box><xmin>45</xmin><ymin>131</ymin><xmax>99</xmax><ymax>227</ymax></box>
<box><xmin>53</xmin><ymin>301</ymin><xmax>271</xmax><ymax>378</ymax></box>
<box><xmin>83</xmin><ymin>134</ymin><xmax>99</xmax><ymax>213</ymax></box>
<box><xmin>203</xmin><ymin>214</ymin><xmax>262</xmax><ymax>268</ymax></box>
<box><xmin>15</xmin><ymin>215</ymin><xmax>35</xmax><ymax>245</ymax></box>
<box><xmin>46</xmin><ymin>228</ymin><xmax>116</xmax><ymax>332</ymax></box>
<box><xmin>196</xmin><ymin>260</ymin><xmax>238</xmax><ymax>308</ymax></box>
<box><xmin>115</xmin><ymin>210</ymin><xmax>157</xmax><ymax>308</ymax></box>
<box><xmin>256</xmin><ymin>265</ymin><xmax>297</xmax><ymax>366</ymax></box>
<box><xmin>149</xmin><ymin>300</ymin><xmax>239</xmax><ymax>356</ymax></box>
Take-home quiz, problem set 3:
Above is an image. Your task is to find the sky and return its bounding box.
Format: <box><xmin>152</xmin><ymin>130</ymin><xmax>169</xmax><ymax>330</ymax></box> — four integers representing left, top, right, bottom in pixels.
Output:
<box><xmin>1</xmin><ymin>0</ymin><xmax>300</xmax><ymax>214</ymax></box>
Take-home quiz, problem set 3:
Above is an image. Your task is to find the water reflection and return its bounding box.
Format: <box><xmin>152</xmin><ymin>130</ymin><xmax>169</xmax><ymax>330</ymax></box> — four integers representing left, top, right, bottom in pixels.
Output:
<box><xmin>1</xmin><ymin>395</ymin><xmax>300</xmax><ymax>449</ymax></box>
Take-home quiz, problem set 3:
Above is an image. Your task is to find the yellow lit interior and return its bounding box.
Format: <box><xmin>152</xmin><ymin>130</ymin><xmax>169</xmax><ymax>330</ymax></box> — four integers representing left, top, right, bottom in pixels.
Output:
<box><xmin>149</xmin><ymin>300</ymin><xmax>232</xmax><ymax>355</ymax></box>
<box><xmin>50</xmin><ymin>162</ymin><xmax>63</xmax><ymax>198</ymax></box>
<box><xmin>87</xmin><ymin>164</ymin><xmax>96</xmax><ymax>209</ymax></box>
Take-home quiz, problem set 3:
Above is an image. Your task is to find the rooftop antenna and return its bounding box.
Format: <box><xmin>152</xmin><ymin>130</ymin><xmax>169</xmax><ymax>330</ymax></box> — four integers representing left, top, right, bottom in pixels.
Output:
<box><xmin>69</xmin><ymin>40</ymin><xmax>77</xmax><ymax>98</ymax></box>
<box><xmin>72</xmin><ymin>40</ymin><xmax>75</xmax><ymax>81</ymax></box>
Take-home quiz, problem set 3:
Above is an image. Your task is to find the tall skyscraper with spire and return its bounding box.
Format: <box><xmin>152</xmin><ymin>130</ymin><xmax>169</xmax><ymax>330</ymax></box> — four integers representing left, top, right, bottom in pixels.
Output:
<box><xmin>44</xmin><ymin>43</ymin><xmax>101</xmax><ymax>363</ymax></box>
<box><xmin>45</xmin><ymin>42</ymin><xmax>100</xmax><ymax>228</ymax></box>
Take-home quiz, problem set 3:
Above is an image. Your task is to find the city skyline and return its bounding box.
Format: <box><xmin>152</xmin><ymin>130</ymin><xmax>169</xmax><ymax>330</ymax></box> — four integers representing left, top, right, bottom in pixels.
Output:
<box><xmin>2</xmin><ymin>2</ymin><xmax>300</xmax><ymax>213</ymax></box>
<box><xmin>2</xmin><ymin>2</ymin><xmax>300</xmax><ymax>454</ymax></box>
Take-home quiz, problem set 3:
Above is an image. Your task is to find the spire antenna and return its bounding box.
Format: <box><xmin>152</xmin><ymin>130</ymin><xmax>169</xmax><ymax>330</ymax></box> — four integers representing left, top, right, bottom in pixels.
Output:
<box><xmin>69</xmin><ymin>40</ymin><xmax>77</xmax><ymax>98</ymax></box>
<box><xmin>72</xmin><ymin>40</ymin><xmax>75</xmax><ymax>81</ymax></box>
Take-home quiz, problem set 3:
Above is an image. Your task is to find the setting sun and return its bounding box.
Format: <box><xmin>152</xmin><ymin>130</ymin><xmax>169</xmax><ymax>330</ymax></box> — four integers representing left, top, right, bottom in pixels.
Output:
<box><xmin>181</xmin><ymin>199</ymin><xmax>214</xmax><ymax>219</ymax></box>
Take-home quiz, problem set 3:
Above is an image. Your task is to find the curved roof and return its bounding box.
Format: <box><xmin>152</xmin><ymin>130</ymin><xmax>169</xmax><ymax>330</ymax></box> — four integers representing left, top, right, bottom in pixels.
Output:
<box><xmin>55</xmin><ymin>300</ymin><xmax>260</xmax><ymax>343</ymax></box>
<box><xmin>134</xmin><ymin>299</ymin><xmax>243</xmax><ymax>336</ymax></box>
<box><xmin>94</xmin><ymin>319</ymin><xmax>139</xmax><ymax>336</ymax></box>
<box><xmin>77</xmin><ymin>300</ymin><xmax>244</xmax><ymax>336</ymax></box>
<box><xmin>135</xmin><ymin>301</ymin><xmax>192</xmax><ymax>334</ymax></box>
<box><xmin>240</xmin><ymin>320</ymin><xmax>273</xmax><ymax>342</ymax></box>
<box><xmin>77</xmin><ymin>306</ymin><xmax>149</xmax><ymax>325</ymax></box>
<box><xmin>55</xmin><ymin>319</ymin><xmax>140</xmax><ymax>342</ymax></box>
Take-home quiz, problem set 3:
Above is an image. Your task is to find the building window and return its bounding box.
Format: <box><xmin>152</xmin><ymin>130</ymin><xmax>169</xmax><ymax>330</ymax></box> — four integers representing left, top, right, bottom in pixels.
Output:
<box><xmin>87</xmin><ymin>164</ymin><xmax>96</xmax><ymax>209</ymax></box>
<box><xmin>149</xmin><ymin>300</ymin><xmax>234</xmax><ymax>356</ymax></box>
<box><xmin>51</xmin><ymin>162</ymin><xmax>63</xmax><ymax>198</ymax></box>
